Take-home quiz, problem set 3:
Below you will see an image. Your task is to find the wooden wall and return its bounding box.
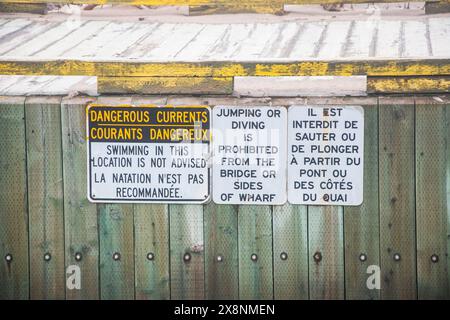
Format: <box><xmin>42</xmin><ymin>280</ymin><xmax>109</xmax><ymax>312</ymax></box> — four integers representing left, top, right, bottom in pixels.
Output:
<box><xmin>0</xmin><ymin>95</ymin><xmax>449</xmax><ymax>300</ymax></box>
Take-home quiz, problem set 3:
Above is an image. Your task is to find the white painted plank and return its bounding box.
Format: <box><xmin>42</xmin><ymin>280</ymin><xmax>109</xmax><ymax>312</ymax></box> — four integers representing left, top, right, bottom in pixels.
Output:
<box><xmin>262</xmin><ymin>22</ymin><xmax>304</xmax><ymax>59</ymax></box>
<box><xmin>0</xmin><ymin>75</ymin><xmax>97</xmax><ymax>96</ymax></box>
<box><xmin>403</xmin><ymin>20</ymin><xmax>430</xmax><ymax>58</ymax></box>
<box><xmin>429</xmin><ymin>17</ymin><xmax>450</xmax><ymax>57</ymax></box>
<box><xmin>374</xmin><ymin>20</ymin><xmax>402</xmax><ymax>58</ymax></box>
<box><xmin>0</xmin><ymin>21</ymin><xmax>61</xmax><ymax>55</ymax></box>
<box><xmin>232</xmin><ymin>23</ymin><xmax>283</xmax><ymax>60</ymax></box>
<box><xmin>233</xmin><ymin>76</ymin><xmax>367</xmax><ymax>97</ymax></box>
<box><xmin>344</xmin><ymin>20</ymin><xmax>377</xmax><ymax>59</ymax></box>
<box><xmin>317</xmin><ymin>20</ymin><xmax>352</xmax><ymax>59</ymax></box>
<box><xmin>125</xmin><ymin>23</ymin><xmax>178</xmax><ymax>59</ymax></box>
<box><xmin>33</xmin><ymin>20</ymin><xmax>109</xmax><ymax>58</ymax></box>
<box><xmin>172</xmin><ymin>24</ymin><xmax>229</xmax><ymax>60</ymax></box>
<box><xmin>97</xmin><ymin>22</ymin><xmax>158</xmax><ymax>58</ymax></box>
<box><xmin>0</xmin><ymin>19</ymin><xmax>34</xmax><ymax>39</ymax></box>
<box><xmin>145</xmin><ymin>23</ymin><xmax>206</xmax><ymax>59</ymax></box>
<box><xmin>288</xmin><ymin>21</ymin><xmax>327</xmax><ymax>59</ymax></box>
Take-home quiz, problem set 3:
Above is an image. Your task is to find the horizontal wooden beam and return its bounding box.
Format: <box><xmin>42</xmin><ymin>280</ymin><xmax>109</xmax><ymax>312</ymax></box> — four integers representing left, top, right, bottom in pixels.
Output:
<box><xmin>1</xmin><ymin>59</ymin><xmax>449</xmax><ymax>78</ymax></box>
<box><xmin>98</xmin><ymin>76</ymin><xmax>232</xmax><ymax>94</ymax></box>
<box><xmin>367</xmin><ymin>76</ymin><xmax>450</xmax><ymax>94</ymax></box>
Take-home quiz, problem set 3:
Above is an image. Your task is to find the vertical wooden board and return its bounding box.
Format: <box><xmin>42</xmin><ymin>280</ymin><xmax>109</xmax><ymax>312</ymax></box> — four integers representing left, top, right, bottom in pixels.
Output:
<box><xmin>131</xmin><ymin>96</ymin><xmax>170</xmax><ymax>300</ymax></box>
<box><xmin>415</xmin><ymin>99</ymin><xmax>449</xmax><ymax>299</ymax></box>
<box><xmin>378</xmin><ymin>98</ymin><xmax>416</xmax><ymax>300</ymax></box>
<box><xmin>273</xmin><ymin>203</ymin><xmax>308</xmax><ymax>300</ymax></box>
<box><xmin>134</xmin><ymin>204</ymin><xmax>170</xmax><ymax>300</ymax></box>
<box><xmin>61</xmin><ymin>96</ymin><xmax>99</xmax><ymax>300</ymax></box>
<box><xmin>25</xmin><ymin>96</ymin><xmax>65</xmax><ymax>300</ymax></box>
<box><xmin>95</xmin><ymin>96</ymin><xmax>135</xmax><ymax>300</ymax></box>
<box><xmin>238</xmin><ymin>205</ymin><xmax>273</xmax><ymax>300</ymax></box>
<box><xmin>169</xmin><ymin>204</ymin><xmax>205</xmax><ymax>300</ymax></box>
<box><xmin>0</xmin><ymin>96</ymin><xmax>29</xmax><ymax>300</ymax></box>
<box><xmin>308</xmin><ymin>206</ymin><xmax>344</xmax><ymax>300</ymax></box>
<box><xmin>344</xmin><ymin>104</ymin><xmax>380</xmax><ymax>300</ymax></box>
<box><xmin>99</xmin><ymin>204</ymin><xmax>135</xmax><ymax>300</ymax></box>
<box><xmin>204</xmin><ymin>202</ymin><xmax>239</xmax><ymax>299</ymax></box>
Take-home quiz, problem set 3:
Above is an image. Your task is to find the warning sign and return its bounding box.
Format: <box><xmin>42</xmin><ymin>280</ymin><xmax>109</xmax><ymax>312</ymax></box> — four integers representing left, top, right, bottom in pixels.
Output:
<box><xmin>212</xmin><ymin>106</ymin><xmax>287</xmax><ymax>205</ymax></box>
<box><xmin>288</xmin><ymin>106</ymin><xmax>364</xmax><ymax>206</ymax></box>
<box><xmin>86</xmin><ymin>105</ymin><xmax>210</xmax><ymax>203</ymax></box>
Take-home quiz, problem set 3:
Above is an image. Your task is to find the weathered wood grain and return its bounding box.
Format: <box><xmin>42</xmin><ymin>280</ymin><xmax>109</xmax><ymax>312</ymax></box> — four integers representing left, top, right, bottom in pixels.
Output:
<box><xmin>204</xmin><ymin>203</ymin><xmax>239</xmax><ymax>299</ymax></box>
<box><xmin>308</xmin><ymin>206</ymin><xmax>344</xmax><ymax>300</ymax></box>
<box><xmin>415</xmin><ymin>97</ymin><xmax>450</xmax><ymax>299</ymax></box>
<box><xmin>238</xmin><ymin>205</ymin><xmax>273</xmax><ymax>299</ymax></box>
<box><xmin>273</xmin><ymin>203</ymin><xmax>308</xmax><ymax>299</ymax></box>
<box><xmin>169</xmin><ymin>204</ymin><xmax>205</xmax><ymax>299</ymax></box>
<box><xmin>61</xmin><ymin>96</ymin><xmax>99</xmax><ymax>300</ymax></box>
<box><xmin>25</xmin><ymin>96</ymin><xmax>65</xmax><ymax>300</ymax></box>
<box><xmin>379</xmin><ymin>97</ymin><xmax>416</xmax><ymax>300</ymax></box>
<box><xmin>0</xmin><ymin>96</ymin><xmax>29</xmax><ymax>300</ymax></box>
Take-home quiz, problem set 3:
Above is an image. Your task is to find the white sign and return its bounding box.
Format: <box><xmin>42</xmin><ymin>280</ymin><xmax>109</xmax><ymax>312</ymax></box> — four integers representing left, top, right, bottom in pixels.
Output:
<box><xmin>288</xmin><ymin>106</ymin><xmax>364</xmax><ymax>206</ymax></box>
<box><xmin>87</xmin><ymin>105</ymin><xmax>210</xmax><ymax>203</ymax></box>
<box><xmin>212</xmin><ymin>106</ymin><xmax>287</xmax><ymax>205</ymax></box>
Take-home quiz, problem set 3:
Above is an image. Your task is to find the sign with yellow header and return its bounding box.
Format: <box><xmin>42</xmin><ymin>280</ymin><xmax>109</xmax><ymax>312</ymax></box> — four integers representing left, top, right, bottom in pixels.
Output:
<box><xmin>86</xmin><ymin>104</ymin><xmax>210</xmax><ymax>203</ymax></box>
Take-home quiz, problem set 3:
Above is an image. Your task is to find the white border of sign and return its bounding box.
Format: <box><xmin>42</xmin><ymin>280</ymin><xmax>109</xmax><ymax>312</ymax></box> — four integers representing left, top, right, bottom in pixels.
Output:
<box><xmin>86</xmin><ymin>104</ymin><xmax>211</xmax><ymax>204</ymax></box>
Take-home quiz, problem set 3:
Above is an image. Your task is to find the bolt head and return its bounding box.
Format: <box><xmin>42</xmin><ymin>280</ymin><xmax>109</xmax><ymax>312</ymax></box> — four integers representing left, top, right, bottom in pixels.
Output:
<box><xmin>313</xmin><ymin>252</ymin><xmax>322</xmax><ymax>262</ymax></box>
<box><xmin>147</xmin><ymin>252</ymin><xmax>154</xmax><ymax>261</ymax></box>
<box><xmin>183</xmin><ymin>253</ymin><xmax>191</xmax><ymax>262</ymax></box>
<box><xmin>113</xmin><ymin>252</ymin><xmax>121</xmax><ymax>261</ymax></box>
<box><xmin>5</xmin><ymin>254</ymin><xmax>12</xmax><ymax>262</ymax></box>
<box><xmin>359</xmin><ymin>253</ymin><xmax>367</xmax><ymax>262</ymax></box>
<box><xmin>280</xmin><ymin>252</ymin><xmax>288</xmax><ymax>261</ymax></box>
<box><xmin>431</xmin><ymin>254</ymin><xmax>439</xmax><ymax>263</ymax></box>
<box><xmin>44</xmin><ymin>253</ymin><xmax>52</xmax><ymax>262</ymax></box>
<box><xmin>251</xmin><ymin>253</ymin><xmax>258</xmax><ymax>262</ymax></box>
<box><xmin>216</xmin><ymin>255</ymin><xmax>223</xmax><ymax>262</ymax></box>
<box><xmin>393</xmin><ymin>253</ymin><xmax>401</xmax><ymax>261</ymax></box>
<box><xmin>75</xmin><ymin>252</ymin><xmax>82</xmax><ymax>262</ymax></box>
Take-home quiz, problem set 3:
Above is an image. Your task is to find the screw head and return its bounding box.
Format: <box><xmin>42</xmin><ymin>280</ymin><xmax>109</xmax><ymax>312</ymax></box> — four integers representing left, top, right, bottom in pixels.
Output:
<box><xmin>216</xmin><ymin>255</ymin><xmax>223</xmax><ymax>262</ymax></box>
<box><xmin>359</xmin><ymin>253</ymin><xmax>367</xmax><ymax>262</ymax></box>
<box><xmin>251</xmin><ymin>253</ymin><xmax>258</xmax><ymax>262</ymax></box>
<box><xmin>313</xmin><ymin>252</ymin><xmax>322</xmax><ymax>263</ymax></box>
<box><xmin>5</xmin><ymin>254</ymin><xmax>12</xmax><ymax>262</ymax></box>
<box><xmin>113</xmin><ymin>252</ymin><xmax>121</xmax><ymax>261</ymax></box>
<box><xmin>147</xmin><ymin>252</ymin><xmax>154</xmax><ymax>261</ymax></box>
<box><xmin>431</xmin><ymin>254</ymin><xmax>439</xmax><ymax>263</ymax></box>
<box><xmin>44</xmin><ymin>253</ymin><xmax>52</xmax><ymax>262</ymax></box>
<box><xmin>74</xmin><ymin>252</ymin><xmax>82</xmax><ymax>262</ymax></box>
<box><xmin>183</xmin><ymin>253</ymin><xmax>191</xmax><ymax>262</ymax></box>
<box><xmin>393</xmin><ymin>253</ymin><xmax>401</xmax><ymax>261</ymax></box>
<box><xmin>280</xmin><ymin>252</ymin><xmax>288</xmax><ymax>261</ymax></box>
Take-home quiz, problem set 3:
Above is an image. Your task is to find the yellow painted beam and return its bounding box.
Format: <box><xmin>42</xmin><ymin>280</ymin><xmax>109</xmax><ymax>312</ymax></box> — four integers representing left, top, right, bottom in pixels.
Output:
<box><xmin>98</xmin><ymin>76</ymin><xmax>233</xmax><ymax>94</ymax></box>
<box><xmin>368</xmin><ymin>76</ymin><xmax>450</xmax><ymax>93</ymax></box>
<box><xmin>0</xmin><ymin>60</ymin><xmax>449</xmax><ymax>78</ymax></box>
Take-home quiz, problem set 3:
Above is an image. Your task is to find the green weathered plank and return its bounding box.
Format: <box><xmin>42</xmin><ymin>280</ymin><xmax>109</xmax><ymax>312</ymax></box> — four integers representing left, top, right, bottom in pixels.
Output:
<box><xmin>415</xmin><ymin>98</ymin><xmax>450</xmax><ymax>299</ymax></box>
<box><xmin>0</xmin><ymin>96</ymin><xmax>29</xmax><ymax>300</ymax></box>
<box><xmin>99</xmin><ymin>204</ymin><xmax>135</xmax><ymax>300</ymax></box>
<box><xmin>25</xmin><ymin>96</ymin><xmax>65</xmax><ymax>300</ymax></box>
<box><xmin>238</xmin><ymin>205</ymin><xmax>273</xmax><ymax>300</ymax></box>
<box><xmin>169</xmin><ymin>204</ymin><xmax>205</xmax><ymax>300</ymax></box>
<box><xmin>134</xmin><ymin>204</ymin><xmax>170</xmax><ymax>300</ymax></box>
<box><xmin>61</xmin><ymin>96</ymin><xmax>99</xmax><ymax>300</ymax></box>
<box><xmin>273</xmin><ymin>203</ymin><xmax>308</xmax><ymax>299</ymax></box>
<box><xmin>95</xmin><ymin>97</ymin><xmax>135</xmax><ymax>300</ymax></box>
<box><xmin>344</xmin><ymin>102</ymin><xmax>380</xmax><ymax>300</ymax></box>
<box><xmin>379</xmin><ymin>97</ymin><xmax>416</xmax><ymax>300</ymax></box>
<box><xmin>204</xmin><ymin>203</ymin><xmax>239</xmax><ymax>299</ymax></box>
<box><xmin>308</xmin><ymin>206</ymin><xmax>344</xmax><ymax>300</ymax></box>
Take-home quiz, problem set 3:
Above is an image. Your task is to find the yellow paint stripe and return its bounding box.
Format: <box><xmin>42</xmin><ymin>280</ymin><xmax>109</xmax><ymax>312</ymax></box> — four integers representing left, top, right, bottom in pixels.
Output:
<box><xmin>368</xmin><ymin>76</ymin><xmax>450</xmax><ymax>93</ymax></box>
<box><xmin>1</xmin><ymin>60</ymin><xmax>449</xmax><ymax>77</ymax></box>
